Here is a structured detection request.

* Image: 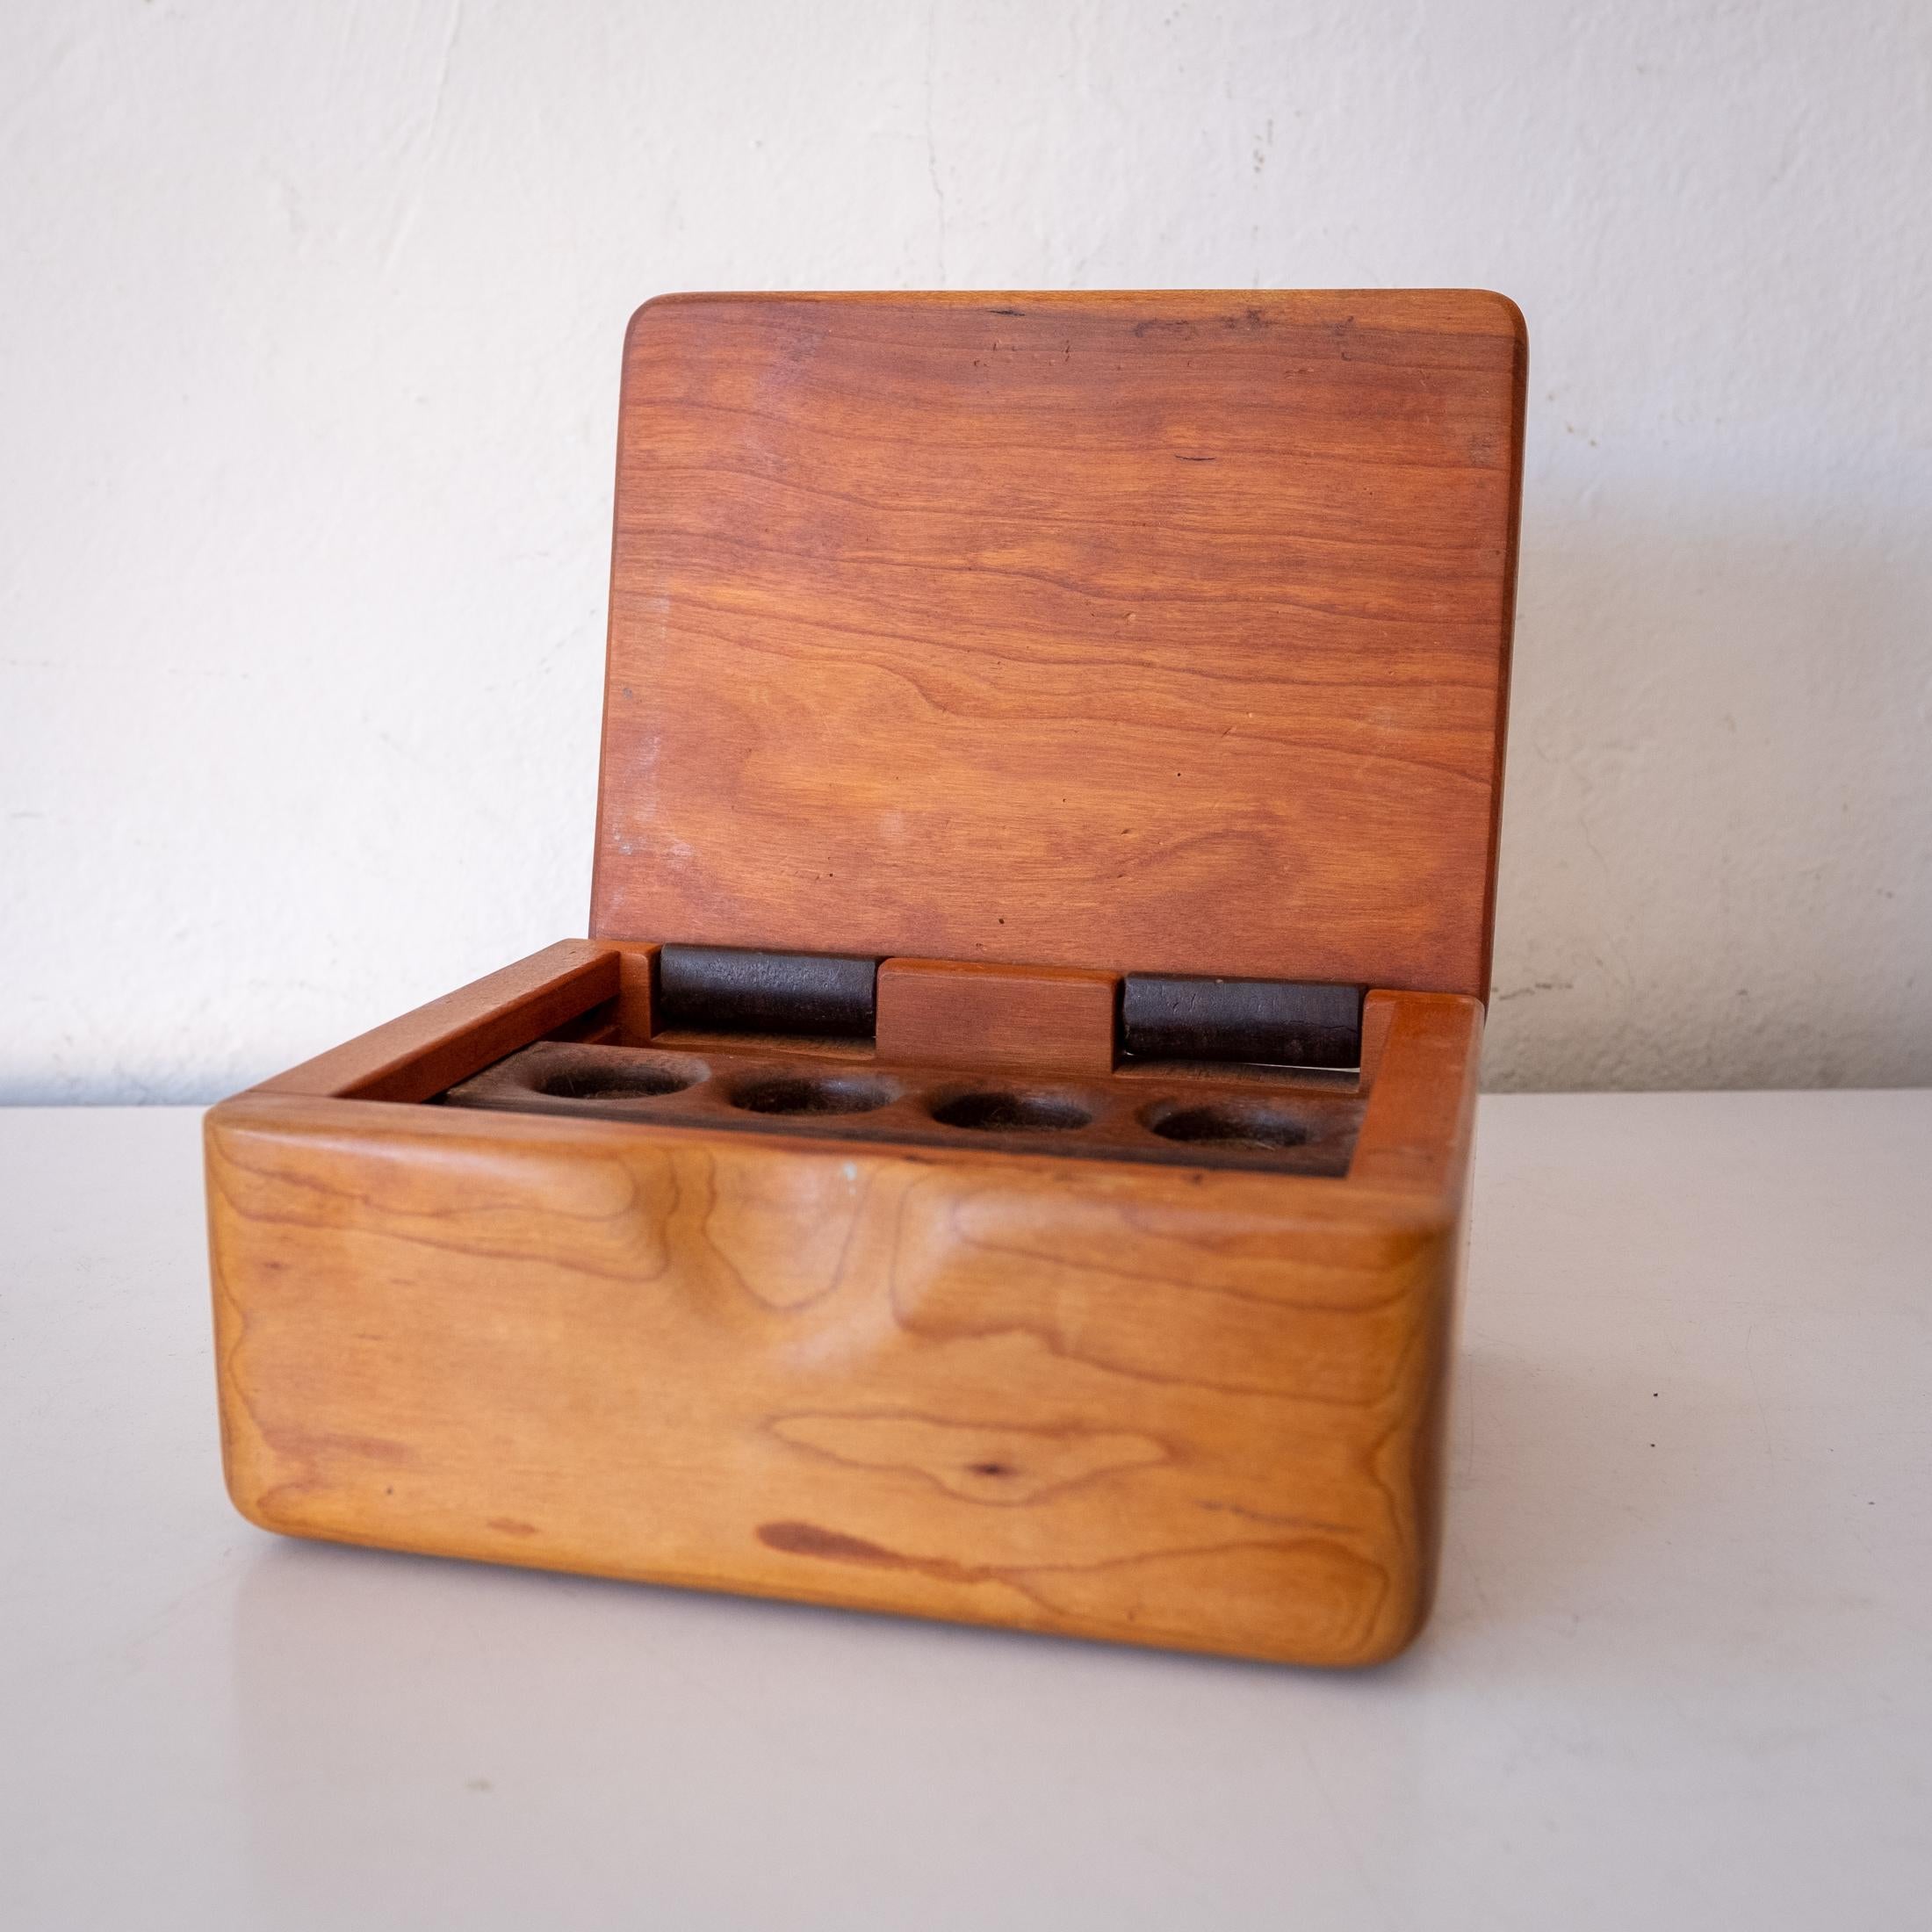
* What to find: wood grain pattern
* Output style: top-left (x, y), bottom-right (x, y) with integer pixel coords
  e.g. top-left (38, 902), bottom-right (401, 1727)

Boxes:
top-left (875, 957), bottom-right (1118, 1074)
top-left (592, 291), bottom-right (1525, 998)
top-left (207, 290), bottom-right (1520, 1667)
top-left (207, 991), bottom-right (1474, 1668)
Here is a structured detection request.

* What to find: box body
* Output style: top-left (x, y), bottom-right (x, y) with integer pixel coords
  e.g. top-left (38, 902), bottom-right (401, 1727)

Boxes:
top-left (208, 950), bottom-right (1479, 1666)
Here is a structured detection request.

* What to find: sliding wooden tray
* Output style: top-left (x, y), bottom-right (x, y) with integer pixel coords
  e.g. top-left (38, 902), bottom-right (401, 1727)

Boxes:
top-left (208, 291), bottom-right (1525, 1667)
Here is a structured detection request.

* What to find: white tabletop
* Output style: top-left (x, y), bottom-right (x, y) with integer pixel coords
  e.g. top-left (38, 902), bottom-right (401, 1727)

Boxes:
top-left (4, 1094), bottom-right (1928, 1931)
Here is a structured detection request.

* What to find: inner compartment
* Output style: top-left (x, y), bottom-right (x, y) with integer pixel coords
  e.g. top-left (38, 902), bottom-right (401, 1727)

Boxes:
top-left (441, 1038), bottom-right (1365, 1177)
top-left (328, 941), bottom-right (1385, 1177)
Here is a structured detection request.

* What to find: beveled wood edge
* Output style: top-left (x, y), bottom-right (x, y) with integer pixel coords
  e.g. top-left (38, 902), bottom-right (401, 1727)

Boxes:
top-left (623, 286), bottom-right (1529, 342)
top-left (205, 1098), bottom-right (1457, 1266)
top-left (1473, 322), bottom-right (1528, 1000)
top-left (210, 1063), bottom-right (1470, 1239)
top-left (194, 1496), bottom-right (1409, 1670)
top-left (249, 941), bottom-right (621, 1104)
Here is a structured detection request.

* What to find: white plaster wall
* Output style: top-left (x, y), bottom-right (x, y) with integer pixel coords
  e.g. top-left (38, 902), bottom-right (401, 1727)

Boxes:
top-left (3, 0), bottom-right (1927, 1100)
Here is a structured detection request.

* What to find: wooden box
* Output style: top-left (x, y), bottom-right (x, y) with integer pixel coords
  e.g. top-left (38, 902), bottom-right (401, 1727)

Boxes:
top-left (206, 291), bottom-right (1525, 1667)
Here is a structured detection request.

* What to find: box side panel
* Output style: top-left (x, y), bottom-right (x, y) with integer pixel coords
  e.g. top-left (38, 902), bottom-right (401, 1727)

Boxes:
top-left (206, 1097), bottom-right (1460, 1667)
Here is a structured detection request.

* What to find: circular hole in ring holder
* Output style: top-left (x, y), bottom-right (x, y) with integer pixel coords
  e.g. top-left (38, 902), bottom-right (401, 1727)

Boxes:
top-left (536, 1051), bottom-right (710, 1101)
top-left (931, 1089), bottom-right (1093, 1133)
top-left (1143, 1099), bottom-right (1311, 1151)
top-left (728, 1071), bottom-right (899, 1116)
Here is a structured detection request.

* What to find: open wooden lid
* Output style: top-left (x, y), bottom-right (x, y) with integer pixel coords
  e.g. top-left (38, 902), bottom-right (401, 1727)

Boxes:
top-left (592, 292), bottom-right (1525, 997)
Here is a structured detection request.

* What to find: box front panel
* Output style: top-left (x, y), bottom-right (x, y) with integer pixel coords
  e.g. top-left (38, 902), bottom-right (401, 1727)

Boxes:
top-left (208, 1100), bottom-right (1456, 1666)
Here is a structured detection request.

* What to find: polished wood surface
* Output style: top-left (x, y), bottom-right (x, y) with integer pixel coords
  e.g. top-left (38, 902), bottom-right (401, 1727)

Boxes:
top-left (208, 984), bottom-right (1478, 1668)
top-left (592, 291), bottom-right (1525, 998)
top-left (875, 957), bottom-right (1118, 1074)
top-left (207, 290), bottom-right (1522, 1667)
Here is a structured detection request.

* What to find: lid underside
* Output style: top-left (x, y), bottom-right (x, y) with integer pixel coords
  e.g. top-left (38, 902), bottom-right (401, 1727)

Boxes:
top-left (592, 291), bottom-right (1525, 997)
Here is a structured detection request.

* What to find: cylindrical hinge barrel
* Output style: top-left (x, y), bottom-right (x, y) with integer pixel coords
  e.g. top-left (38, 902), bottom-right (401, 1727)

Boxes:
top-left (657, 945), bottom-right (878, 1040)
top-left (1120, 975), bottom-right (1363, 1069)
